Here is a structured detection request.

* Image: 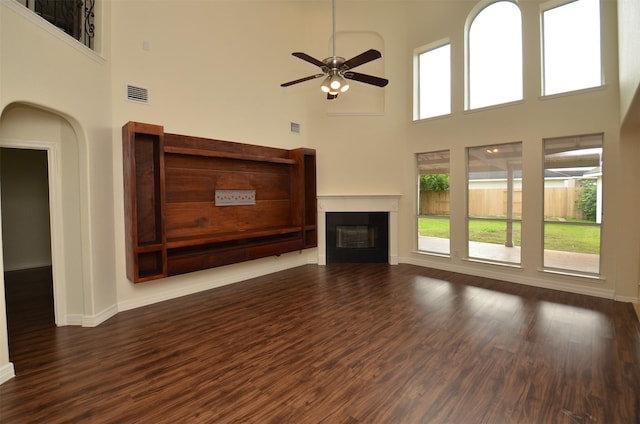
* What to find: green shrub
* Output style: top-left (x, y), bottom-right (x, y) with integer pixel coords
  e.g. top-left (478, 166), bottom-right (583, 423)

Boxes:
top-left (576, 179), bottom-right (597, 222)
top-left (420, 174), bottom-right (450, 192)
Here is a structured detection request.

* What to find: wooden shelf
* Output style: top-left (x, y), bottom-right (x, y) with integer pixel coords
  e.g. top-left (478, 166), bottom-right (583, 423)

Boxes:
top-left (123, 121), bottom-right (317, 283)
top-left (122, 122), bottom-right (167, 282)
top-left (134, 243), bottom-right (165, 253)
top-left (166, 227), bottom-right (302, 249)
top-left (164, 145), bottom-right (296, 164)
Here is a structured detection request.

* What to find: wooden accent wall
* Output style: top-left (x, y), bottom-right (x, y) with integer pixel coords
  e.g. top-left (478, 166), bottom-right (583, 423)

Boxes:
top-left (122, 122), bottom-right (317, 283)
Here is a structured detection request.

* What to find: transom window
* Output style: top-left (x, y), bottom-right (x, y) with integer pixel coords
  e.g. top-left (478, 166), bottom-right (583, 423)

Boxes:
top-left (542, 0), bottom-right (602, 96)
top-left (415, 43), bottom-right (451, 120)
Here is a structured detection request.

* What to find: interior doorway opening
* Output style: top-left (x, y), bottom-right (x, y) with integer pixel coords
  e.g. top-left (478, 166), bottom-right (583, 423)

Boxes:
top-left (1, 148), bottom-right (55, 337)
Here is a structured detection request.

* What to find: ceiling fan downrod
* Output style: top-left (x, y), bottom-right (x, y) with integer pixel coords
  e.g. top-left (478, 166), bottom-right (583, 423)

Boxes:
top-left (331, 0), bottom-right (337, 59)
top-left (321, 0), bottom-right (348, 96)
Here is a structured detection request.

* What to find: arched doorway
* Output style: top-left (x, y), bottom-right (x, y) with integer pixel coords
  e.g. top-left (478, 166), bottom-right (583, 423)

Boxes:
top-left (0, 102), bottom-right (86, 335)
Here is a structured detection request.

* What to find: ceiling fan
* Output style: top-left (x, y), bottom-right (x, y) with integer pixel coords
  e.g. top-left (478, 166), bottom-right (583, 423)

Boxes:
top-left (280, 0), bottom-right (389, 100)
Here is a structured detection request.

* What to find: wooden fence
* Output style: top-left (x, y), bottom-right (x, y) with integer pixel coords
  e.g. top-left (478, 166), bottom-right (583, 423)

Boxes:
top-left (420, 188), bottom-right (584, 219)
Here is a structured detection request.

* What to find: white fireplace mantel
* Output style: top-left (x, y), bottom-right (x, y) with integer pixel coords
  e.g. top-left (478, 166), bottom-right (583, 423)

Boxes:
top-left (317, 195), bottom-right (400, 265)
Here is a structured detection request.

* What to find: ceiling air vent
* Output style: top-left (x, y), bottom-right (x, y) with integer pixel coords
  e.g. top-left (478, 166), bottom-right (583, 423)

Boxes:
top-left (126, 84), bottom-right (149, 104)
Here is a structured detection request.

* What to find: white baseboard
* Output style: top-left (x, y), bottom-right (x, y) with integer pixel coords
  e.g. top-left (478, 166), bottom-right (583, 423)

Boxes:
top-left (62, 314), bottom-right (84, 326)
top-left (401, 255), bottom-right (616, 300)
top-left (82, 304), bottom-right (119, 327)
top-left (0, 362), bottom-right (15, 385)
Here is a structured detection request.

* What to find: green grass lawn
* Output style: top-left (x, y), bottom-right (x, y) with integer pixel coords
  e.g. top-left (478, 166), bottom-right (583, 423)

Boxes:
top-left (418, 216), bottom-right (600, 254)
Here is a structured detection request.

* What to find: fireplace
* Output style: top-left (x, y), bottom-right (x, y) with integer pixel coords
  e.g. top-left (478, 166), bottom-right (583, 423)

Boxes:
top-left (317, 195), bottom-right (400, 265)
top-left (326, 212), bottom-right (389, 263)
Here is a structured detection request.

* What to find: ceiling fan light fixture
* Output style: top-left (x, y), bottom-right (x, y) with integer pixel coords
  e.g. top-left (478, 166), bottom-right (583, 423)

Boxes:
top-left (320, 76), bottom-right (331, 93)
top-left (329, 74), bottom-right (342, 90)
top-left (339, 77), bottom-right (350, 92)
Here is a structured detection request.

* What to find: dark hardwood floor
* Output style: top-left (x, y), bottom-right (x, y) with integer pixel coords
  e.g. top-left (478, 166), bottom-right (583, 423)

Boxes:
top-left (1, 264), bottom-right (639, 423)
top-left (3, 266), bottom-right (55, 333)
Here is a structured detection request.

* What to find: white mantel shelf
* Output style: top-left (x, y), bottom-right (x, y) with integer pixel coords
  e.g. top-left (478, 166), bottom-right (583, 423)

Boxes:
top-left (317, 195), bottom-right (401, 266)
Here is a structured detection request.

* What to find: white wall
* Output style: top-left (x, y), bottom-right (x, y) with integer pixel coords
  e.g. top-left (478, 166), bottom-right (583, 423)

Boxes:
top-left (617, 0), bottom-right (640, 301)
top-left (617, 0), bottom-right (640, 126)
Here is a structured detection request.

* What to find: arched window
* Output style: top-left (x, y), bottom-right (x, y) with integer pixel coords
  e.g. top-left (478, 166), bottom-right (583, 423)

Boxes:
top-left (466, 1), bottom-right (523, 110)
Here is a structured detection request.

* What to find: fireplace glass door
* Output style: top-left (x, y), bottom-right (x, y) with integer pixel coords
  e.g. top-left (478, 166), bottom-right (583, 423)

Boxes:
top-left (326, 212), bottom-right (388, 263)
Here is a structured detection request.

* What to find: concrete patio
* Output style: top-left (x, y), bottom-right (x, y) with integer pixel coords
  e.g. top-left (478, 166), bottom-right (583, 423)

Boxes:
top-left (418, 236), bottom-right (599, 274)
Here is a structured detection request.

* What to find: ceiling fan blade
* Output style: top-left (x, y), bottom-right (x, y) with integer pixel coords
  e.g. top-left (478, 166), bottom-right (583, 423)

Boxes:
top-left (344, 71), bottom-right (389, 87)
top-left (342, 49), bottom-right (382, 70)
top-left (281, 74), bottom-right (325, 87)
top-left (292, 52), bottom-right (327, 68)
top-left (327, 93), bottom-right (338, 100)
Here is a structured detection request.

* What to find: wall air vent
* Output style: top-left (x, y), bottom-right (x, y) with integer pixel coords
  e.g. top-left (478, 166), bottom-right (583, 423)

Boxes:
top-left (126, 84), bottom-right (150, 104)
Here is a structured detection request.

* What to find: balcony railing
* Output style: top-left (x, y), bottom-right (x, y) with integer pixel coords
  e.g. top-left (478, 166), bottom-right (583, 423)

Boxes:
top-left (23, 0), bottom-right (95, 49)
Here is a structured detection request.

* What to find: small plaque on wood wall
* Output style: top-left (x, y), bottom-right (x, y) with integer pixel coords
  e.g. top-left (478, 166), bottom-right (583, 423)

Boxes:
top-left (215, 190), bottom-right (256, 206)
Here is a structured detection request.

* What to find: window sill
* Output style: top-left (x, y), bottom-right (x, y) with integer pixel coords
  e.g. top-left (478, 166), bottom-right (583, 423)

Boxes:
top-left (463, 98), bottom-right (525, 114)
top-left (466, 257), bottom-right (523, 269)
top-left (540, 84), bottom-right (608, 101)
top-left (412, 113), bottom-right (452, 123)
top-left (540, 267), bottom-right (604, 282)
top-left (414, 249), bottom-right (451, 259)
